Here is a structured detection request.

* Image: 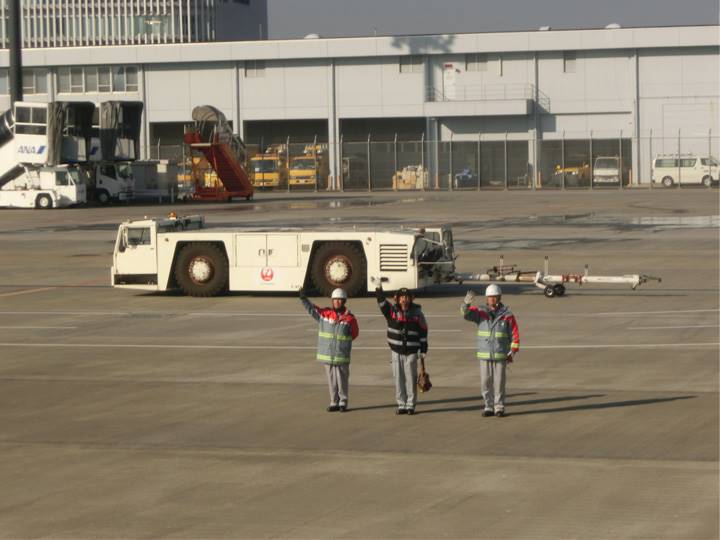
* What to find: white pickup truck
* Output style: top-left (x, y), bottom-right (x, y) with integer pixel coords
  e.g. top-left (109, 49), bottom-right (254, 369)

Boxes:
top-left (111, 215), bottom-right (456, 297)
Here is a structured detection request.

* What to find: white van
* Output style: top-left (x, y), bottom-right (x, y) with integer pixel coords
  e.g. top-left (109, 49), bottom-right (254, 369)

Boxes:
top-left (652, 154), bottom-right (718, 187)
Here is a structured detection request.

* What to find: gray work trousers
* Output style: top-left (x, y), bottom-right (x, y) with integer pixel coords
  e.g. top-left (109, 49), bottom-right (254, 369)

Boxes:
top-left (480, 359), bottom-right (507, 412)
top-left (324, 364), bottom-right (350, 406)
top-left (391, 352), bottom-right (418, 410)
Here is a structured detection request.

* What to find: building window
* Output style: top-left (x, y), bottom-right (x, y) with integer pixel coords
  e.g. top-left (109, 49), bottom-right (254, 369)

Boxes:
top-left (14, 105), bottom-right (47, 134)
top-left (98, 67), bottom-right (112, 92)
top-left (57, 66), bottom-right (139, 93)
top-left (85, 69), bottom-right (98, 92)
top-left (497, 55), bottom-right (503, 76)
top-left (245, 60), bottom-right (266, 78)
top-left (125, 67), bottom-right (139, 91)
top-left (70, 67), bottom-right (84, 92)
top-left (399, 55), bottom-right (423, 73)
top-left (21, 68), bottom-right (47, 94)
top-left (563, 51), bottom-right (577, 73)
top-left (466, 53), bottom-right (487, 72)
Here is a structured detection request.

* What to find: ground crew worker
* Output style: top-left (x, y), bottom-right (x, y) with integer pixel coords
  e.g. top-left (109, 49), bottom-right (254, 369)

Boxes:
top-left (461, 284), bottom-right (520, 417)
top-left (300, 287), bottom-right (359, 412)
top-left (376, 285), bottom-right (428, 415)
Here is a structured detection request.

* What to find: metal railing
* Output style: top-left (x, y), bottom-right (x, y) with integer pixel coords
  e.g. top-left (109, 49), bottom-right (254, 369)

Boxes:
top-left (425, 83), bottom-right (551, 110)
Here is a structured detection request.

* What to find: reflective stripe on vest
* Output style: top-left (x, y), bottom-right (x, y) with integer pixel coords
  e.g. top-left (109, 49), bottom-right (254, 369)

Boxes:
top-left (316, 353), bottom-right (350, 364)
top-left (318, 331), bottom-right (353, 341)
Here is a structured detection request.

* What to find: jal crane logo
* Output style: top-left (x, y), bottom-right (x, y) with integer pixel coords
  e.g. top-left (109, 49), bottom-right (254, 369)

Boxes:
top-left (260, 267), bottom-right (274, 282)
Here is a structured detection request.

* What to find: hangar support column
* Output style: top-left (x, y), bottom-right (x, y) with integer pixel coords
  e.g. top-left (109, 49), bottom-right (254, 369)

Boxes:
top-left (327, 59), bottom-right (338, 190)
top-left (631, 49), bottom-right (640, 185)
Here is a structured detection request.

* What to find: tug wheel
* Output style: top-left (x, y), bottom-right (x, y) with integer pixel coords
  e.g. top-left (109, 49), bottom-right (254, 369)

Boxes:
top-left (175, 243), bottom-right (229, 297)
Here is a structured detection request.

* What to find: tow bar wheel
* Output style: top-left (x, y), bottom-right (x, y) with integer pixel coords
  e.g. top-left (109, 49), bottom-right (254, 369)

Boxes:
top-left (175, 243), bottom-right (229, 297)
top-left (544, 284), bottom-right (566, 298)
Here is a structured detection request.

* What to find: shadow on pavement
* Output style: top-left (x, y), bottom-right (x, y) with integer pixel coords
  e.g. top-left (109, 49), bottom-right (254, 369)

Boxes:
top-left (506, 395), bottom-right (696, 417)
top-left (419, 393), bottom-right (604, 414)
top-left (349, 392), bottom-right (537, 412)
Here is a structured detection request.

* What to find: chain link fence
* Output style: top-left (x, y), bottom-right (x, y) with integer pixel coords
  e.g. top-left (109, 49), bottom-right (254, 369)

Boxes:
top-left (146, 130), bottom-right (719, 193)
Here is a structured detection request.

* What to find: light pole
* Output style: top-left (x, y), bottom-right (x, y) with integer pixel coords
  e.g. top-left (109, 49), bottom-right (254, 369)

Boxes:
top-left (8, 0), bottom-right (23, 104)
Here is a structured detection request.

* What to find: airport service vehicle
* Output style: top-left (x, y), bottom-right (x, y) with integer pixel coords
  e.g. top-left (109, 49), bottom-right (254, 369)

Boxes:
top-left (592, 156), bottom-right (623, 187)
top-left (289, 144), bottom-right (328, 189)
top-left (652, 154), bottom-right (718, 187)
top-left (250, 145), bottom-right (288, 190)
top-left (0, 102), bottom-right (87, 209)
top-left (183, 106), bottom-right (253, 201)
top-left (548, 163), bottom-right (590, 188)
top-left (112, 214), bottom-right (660, 298)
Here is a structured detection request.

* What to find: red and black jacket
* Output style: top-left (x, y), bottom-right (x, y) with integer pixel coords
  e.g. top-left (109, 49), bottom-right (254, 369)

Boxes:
top-left (377, 295), bottom-right (428, 355)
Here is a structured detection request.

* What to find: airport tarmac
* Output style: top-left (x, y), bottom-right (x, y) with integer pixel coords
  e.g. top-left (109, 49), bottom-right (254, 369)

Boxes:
top-left (0, 189), bottom-right (718, 539)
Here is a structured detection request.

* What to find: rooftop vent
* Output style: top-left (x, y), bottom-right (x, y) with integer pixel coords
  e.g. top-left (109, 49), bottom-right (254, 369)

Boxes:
top-left (605, 23), bottom-right (622, 29)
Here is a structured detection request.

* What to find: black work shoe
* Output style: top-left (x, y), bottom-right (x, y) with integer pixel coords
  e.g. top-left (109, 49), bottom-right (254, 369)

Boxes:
top-left (495, 410), bottom-right (506, 417)
top-left (482, 409), bottom-right (494, 417)
top-left (406, 409), bottom-right (415, 415)
top-left (396, 408), bottom-right (406, 415)
top-left (339, 405), bottom-right (347, 412)
top-left (327, 405), bottom-right (340, 412)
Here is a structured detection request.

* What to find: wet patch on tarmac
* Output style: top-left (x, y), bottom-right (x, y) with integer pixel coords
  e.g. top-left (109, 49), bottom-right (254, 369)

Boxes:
top-left (454, 237), bottom-right (624, 250)
top-left (458, 214), bottom-right (720, 233)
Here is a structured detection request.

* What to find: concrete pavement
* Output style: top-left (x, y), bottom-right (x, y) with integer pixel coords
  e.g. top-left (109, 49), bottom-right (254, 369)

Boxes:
top-left (0, 189), bottom-right (717, 539)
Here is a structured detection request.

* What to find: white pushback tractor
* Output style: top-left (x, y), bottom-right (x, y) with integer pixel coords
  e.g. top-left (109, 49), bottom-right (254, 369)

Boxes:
top-left (112, 214), bottom-right (660, 298)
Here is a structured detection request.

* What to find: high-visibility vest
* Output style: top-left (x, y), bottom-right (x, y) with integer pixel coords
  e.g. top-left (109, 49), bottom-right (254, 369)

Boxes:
top-left (302, 298), bottom-right (358, 364)
top-left (461, 302), bottom-right (520, 361)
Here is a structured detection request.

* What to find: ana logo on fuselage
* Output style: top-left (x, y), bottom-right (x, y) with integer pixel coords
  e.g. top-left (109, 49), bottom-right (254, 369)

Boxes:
top-left (18, 145), bottom-right (46, 155)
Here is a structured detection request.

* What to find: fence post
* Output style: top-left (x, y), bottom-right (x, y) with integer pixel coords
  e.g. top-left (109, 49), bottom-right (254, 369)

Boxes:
top-left (649, 129), bottom-right (653, 188)
top-left (561, 130), bottom-right (565, 190)
top-left (449, 132), bottom-right (453, 192)
top-left (709, 129), bottom-right (713, 182)
top-left (313, 134), bottom-right (318, 192)
top-left (677, 128), bottom-right (681, 187)
top-left (589, 130), bottom-right (594, 190)
top-left (420, 132), bottom-right (425, 190)
top-left (339, 133), bottom-right (344, 192)
top-left (618, 129), bottom-right (623, 190)
top-left (504, 131), bottom-right (508, 190)
top-left (477, 132), bottom-right (481, 191)
top-left (393, 133), bottom-right (398, 191)
top-left (367, 133), bottom-right (372, 192)
top-left (286, 136), bottom-right (291, 192)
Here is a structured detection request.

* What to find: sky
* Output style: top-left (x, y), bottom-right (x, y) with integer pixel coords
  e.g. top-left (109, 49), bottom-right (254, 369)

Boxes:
top-left (266, 0), bottom-right (719, 39)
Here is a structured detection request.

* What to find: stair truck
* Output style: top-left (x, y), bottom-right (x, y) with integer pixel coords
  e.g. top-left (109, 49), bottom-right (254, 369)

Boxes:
top-left (0, 101), bottom-right (88, 209)
top-left (111, 214), bottom-right (660, 298)
top-left (85, 101), bottom-right (143, 203)
top-left (183, 105), bottom-right (253, 201)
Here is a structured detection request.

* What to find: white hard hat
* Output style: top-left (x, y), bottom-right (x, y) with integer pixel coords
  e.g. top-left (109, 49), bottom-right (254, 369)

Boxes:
top-left (331, 288), bottom-right (348, 300)
top-left (485, 284), bottom-right (502, 296)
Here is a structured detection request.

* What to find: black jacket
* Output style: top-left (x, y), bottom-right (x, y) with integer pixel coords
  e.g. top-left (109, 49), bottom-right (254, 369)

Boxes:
top-left (377, 294), bottom-right (429, 355)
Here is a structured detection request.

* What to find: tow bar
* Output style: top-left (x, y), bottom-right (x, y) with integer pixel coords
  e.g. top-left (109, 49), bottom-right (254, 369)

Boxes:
top-left (453, 256), bottom-right (661, 298)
